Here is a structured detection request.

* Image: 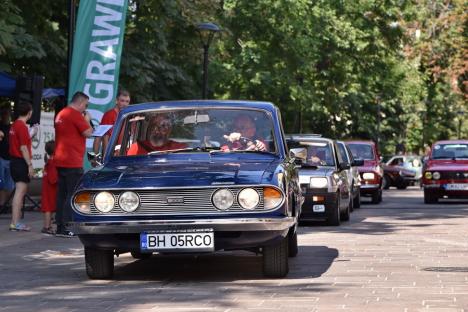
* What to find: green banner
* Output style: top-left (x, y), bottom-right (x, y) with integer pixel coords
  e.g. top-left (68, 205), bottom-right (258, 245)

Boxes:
top-left (68, 0), bottom-right (128, 123)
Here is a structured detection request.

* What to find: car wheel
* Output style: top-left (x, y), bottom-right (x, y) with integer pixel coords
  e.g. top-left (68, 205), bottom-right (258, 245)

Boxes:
top-left (353, 190), bottom-right (361, 208)
top-left (383, 175), bottom-right (390, 190)
top-left (85, 247), bottom-right (114, 279)
top-left (288, 228), bottom-right (298, 258)
top-left (131, 251), bottom-right (152, 260)
top-left (327, 194), bottom-right (341, 226)
top-left (424, 190), bottom-right (438, 204)
top-left (371, 190), bottom-right (382, 204)
top-left (263, 236), bottom-right (289, 278)
top-left (341, 197), bottom-right (351, 221)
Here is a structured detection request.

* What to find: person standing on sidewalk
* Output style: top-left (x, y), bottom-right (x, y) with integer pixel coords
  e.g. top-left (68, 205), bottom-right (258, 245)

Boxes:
top-left (92, 90), bottom-right (130, 158)
top-left (54, 92), bottom-right (93, 237)
top-left (40, 140), bottom-right (57, 235)
top-left (8, 103), bottom-right (34, 231)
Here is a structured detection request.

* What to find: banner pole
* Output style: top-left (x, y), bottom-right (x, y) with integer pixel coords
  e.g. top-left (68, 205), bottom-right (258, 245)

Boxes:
top-left (66, 0), bottom-right (76, 104)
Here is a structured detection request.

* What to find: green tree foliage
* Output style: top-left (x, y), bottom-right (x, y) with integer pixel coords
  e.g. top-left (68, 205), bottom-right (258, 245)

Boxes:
top-left (0, 0), bottom-right (465, 154)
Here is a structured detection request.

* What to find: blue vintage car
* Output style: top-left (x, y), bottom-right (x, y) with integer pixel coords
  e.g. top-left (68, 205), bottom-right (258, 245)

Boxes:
top-left (69, 100), bottom-right (305, 279)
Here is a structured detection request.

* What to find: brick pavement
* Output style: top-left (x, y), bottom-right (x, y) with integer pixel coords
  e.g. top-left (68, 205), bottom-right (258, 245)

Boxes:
top-left (0, 187), bottom-right (467, 312)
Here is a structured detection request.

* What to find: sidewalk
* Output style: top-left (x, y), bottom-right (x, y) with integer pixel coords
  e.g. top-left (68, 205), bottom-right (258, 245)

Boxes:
top-left (0, 205), bottom-right (50, 248)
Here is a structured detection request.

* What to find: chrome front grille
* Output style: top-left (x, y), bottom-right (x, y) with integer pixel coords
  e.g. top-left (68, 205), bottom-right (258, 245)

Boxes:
top-left (89, 187), bottom-right (265, 215)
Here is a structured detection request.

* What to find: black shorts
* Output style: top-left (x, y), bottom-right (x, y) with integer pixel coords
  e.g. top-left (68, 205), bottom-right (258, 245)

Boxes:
top-left (10, 157), bottom-right (30, 183)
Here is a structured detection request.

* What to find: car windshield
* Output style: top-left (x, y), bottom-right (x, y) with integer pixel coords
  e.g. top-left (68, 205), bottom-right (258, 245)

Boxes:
top-left (347, 143), bottom-right (375, 160)
top-left (431, 143), bottom-right (468, 159)
top-left (110, 108), bottom-right (277, 157)
top-left (289, 140), bottom-right (335, 166)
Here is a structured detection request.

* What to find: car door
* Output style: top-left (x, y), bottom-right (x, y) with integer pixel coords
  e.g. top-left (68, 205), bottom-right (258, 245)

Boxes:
top-left (334, 142), bottom-right (351, 207)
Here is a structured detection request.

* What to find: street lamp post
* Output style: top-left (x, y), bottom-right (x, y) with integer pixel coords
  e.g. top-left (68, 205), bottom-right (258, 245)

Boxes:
top-left (457, 110), bottom-right (465, 139)
top-left (196, 22), bottom-right (220, 99)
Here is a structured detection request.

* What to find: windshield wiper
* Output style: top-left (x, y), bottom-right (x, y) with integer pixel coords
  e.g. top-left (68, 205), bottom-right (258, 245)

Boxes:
top-left (219, 149), bottom-right (276, 156)
top-left (148, 146), bottom-right (220, 155)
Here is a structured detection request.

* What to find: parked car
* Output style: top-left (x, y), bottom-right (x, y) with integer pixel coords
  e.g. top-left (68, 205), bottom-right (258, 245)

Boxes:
top-left (287, 135), bottom-right (352, 225)
top-left (69, 100), bottom-right (305, 279)
top-left (421, 140), bottom-right (468, 203)
top-left (346, 140), bottom-right (384, 204)
top-left (383, 155), bottom-right (422, 189)
top-left (337, 141), bottom-right (364, 208)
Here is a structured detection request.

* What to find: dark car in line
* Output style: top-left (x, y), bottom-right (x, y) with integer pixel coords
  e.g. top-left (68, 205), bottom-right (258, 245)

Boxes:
top-left (422, 140), bottom-right (468, 203)
top-left (69, 100), bottom-right (305, 279)
top-left (287, 135), bottom-right (352, 226)
top-left (383, 155), bottom-right (422, 189)
top-left (346, 140), bottom-right (384, 204)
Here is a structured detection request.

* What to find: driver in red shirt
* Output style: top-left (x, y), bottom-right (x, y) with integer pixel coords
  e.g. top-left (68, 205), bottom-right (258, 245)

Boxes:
top-left (127, 114), bottom-right (186, 155)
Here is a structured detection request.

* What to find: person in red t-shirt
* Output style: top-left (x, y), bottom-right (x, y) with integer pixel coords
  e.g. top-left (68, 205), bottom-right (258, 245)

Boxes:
top-left (92, 90), bottom-right (130, 158)
top-left (54, 91), bottom-right (93, 237)
top-left (40, 140), bottom-right (57, 235)
top-left (8, 102), bottom-right (34, 231)
top-left (127, 114), bottom-right (187, 155)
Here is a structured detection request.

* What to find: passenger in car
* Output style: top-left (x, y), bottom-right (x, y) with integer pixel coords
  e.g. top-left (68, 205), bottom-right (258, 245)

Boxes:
top-left (221, 114), bottom-right (267, 152)
top-left (127, 114), bottom-right (187, 155)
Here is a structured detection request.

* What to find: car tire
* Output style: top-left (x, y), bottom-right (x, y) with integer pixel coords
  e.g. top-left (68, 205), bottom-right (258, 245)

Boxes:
top-left (341, 197), bottom-right (351, 221)
top-left (85, 247), bottom-right (114, 279)
top-left (288, 228), bottom-right (298, 258)
top-left (263, 237), bottom-right (289, 278)
top-left (424, 190), bottom-right (438, 204)
top-left (383, 175), bottom-right (390, 190)
top-left (327, 195), bottom-right (341, 226)
top-left (131, 251), bottom-right (152, 260)
top-left (371, 190), bottom-right (382, 204)
top-left (353, 190), bottom-right (361, 208)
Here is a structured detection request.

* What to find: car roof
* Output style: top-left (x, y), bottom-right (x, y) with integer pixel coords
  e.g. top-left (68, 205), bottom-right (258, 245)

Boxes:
top-left (345, 140), bottom-right (376, 145)
top-left (432, 140), bottom-right (468, 145)
top-left (120, 100), bottom-right (278, 114)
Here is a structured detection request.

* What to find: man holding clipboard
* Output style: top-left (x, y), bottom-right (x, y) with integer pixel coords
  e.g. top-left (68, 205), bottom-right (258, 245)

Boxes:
top-left (92, 90), bottom-right (130, 157)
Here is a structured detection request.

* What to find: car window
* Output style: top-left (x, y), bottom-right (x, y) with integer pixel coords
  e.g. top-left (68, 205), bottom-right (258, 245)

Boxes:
top-left (347, 143), bottom-right (375, 160)
top-left (111, 109), bottom-right (277, 156)
top-left (431, 143), bottom-right (468, 159)
top-left (389, 157), bottom-right (403, 166)
top-left (337, 143), bottom-right (350, 163)
top-left (289, 140), bottom-right (335, 166)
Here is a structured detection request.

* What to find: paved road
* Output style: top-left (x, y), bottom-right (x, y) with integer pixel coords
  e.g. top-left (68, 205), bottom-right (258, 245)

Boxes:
top-left (0, 187), bottom-right (467, 311)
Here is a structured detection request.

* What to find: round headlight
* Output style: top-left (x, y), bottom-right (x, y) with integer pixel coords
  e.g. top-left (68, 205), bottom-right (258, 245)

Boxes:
top-left (362, 172), bottom-right (375, 180)
top-left (119, 191), bottom-right (140, 212)
top-left (432, 171), bottom-right (440, 180)
top-left (424, 171), bottom-right (432, 179)
top-left (212, 189), bottom-right (234, 211)
top-left (310, 177), bottom-right (328, 188)
top-left (94, 192), bottom-right (115, 213)
top-left (238, 188), bottom-right (260, 210)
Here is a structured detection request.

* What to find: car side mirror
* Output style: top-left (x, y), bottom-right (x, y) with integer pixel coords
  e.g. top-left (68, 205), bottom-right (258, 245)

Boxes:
top-left (87, 151), bottom-right (102, 167)
top-left (339, 161), bottom-right (350, 170)
top-left (289, 147), bottom-right (307, 165)
top-left (352, 158), bottom-right (364, 166)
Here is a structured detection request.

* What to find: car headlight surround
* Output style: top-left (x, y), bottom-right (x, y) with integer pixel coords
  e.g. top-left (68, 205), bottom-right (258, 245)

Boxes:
top-left (118, 191), bottom-right (140, 212)
top-left (263, 186), bottom-right (284, 209)
top-left (362, 172), bottom-right (375, 180)
top-left (432, 171), bottom-right (441, 180)
top-left (238, 188), bottom-right (260, 210)
top-left (424, 171), bottom-right (432, 179)
top-left (212, 188), bottom-right (234, 211)
top-left (310, 177), bottom-right (328, 188)
top-left (73, 192), bottom-right (91, 213)
top-left (94, 191), bottom-right (115, 213)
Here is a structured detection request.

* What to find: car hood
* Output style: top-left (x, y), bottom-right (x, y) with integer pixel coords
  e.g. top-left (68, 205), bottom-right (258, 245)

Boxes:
top-left (298, 167), bottom-right (335, 177)
top-left (80, 159), bottom-right (281, 189)
top-left (426, 159), bottom-right (468, 171)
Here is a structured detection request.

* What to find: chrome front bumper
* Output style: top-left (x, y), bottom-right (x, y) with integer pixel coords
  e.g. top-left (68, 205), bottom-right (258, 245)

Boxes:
top-left (68, 217), bottom-right (296, 235)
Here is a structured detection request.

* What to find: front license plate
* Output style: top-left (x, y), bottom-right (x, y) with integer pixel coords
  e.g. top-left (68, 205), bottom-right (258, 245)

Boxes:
top-left (445, 184), bottom-right (468, 191)
top-left (313, 204), bottom-right (325, 212)
top-left (140, 229), bottom-right (214, 252)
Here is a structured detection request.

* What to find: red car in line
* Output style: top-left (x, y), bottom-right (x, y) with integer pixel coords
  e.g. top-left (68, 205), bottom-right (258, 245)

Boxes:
top-left (422, 140), bottom-right (468, 203)
top-left (346, 140), bottom-right (384, 204)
